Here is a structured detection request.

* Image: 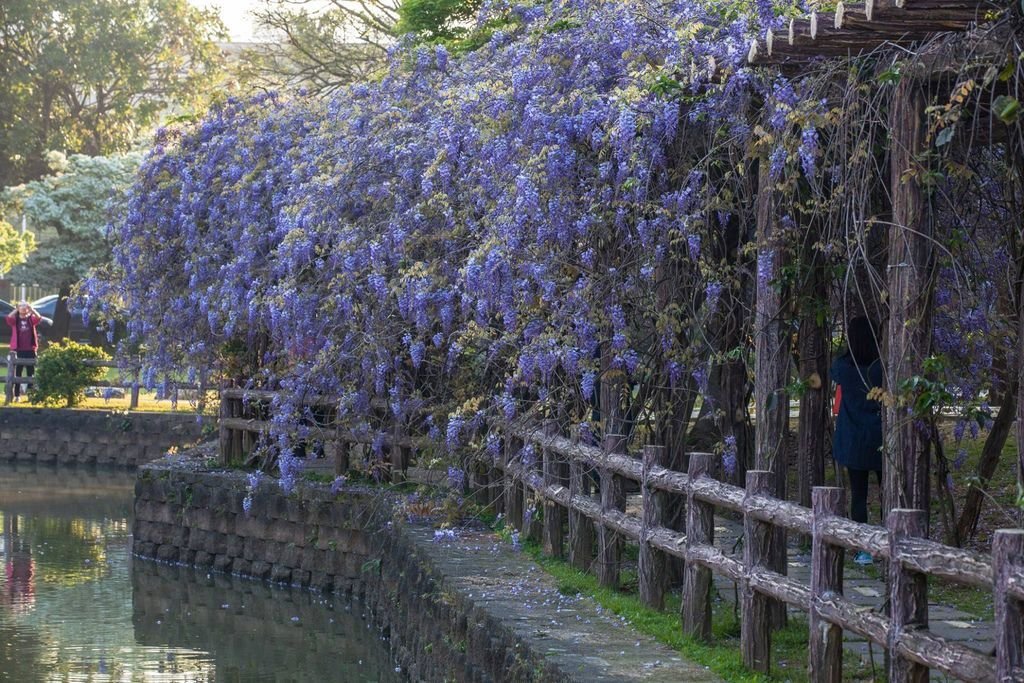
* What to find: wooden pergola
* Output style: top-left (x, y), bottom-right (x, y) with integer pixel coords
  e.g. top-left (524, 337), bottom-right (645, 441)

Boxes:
top-left (743, 7), bottom-right (1015, 679)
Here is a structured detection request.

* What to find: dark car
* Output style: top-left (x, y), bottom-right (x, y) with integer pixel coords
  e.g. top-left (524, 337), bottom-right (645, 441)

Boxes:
top-left (30, 295), bottom-right (59, 320)
top-left (0, 299), bottom-right (13, 318)
top-left (31, 296), bottom-right (106, 346)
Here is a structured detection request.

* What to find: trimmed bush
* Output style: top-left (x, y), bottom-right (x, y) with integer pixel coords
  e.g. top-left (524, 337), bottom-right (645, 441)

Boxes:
top-left (31, 341), bottom-right (110, 407)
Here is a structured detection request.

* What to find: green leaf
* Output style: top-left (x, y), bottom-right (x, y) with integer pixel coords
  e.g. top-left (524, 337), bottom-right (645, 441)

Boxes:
top-left (994, 95), bottom-right (1020, 124)
top-left (935, 126), bottom-right (955, 147)
top-left (877, 67), bottom-right (901, 85)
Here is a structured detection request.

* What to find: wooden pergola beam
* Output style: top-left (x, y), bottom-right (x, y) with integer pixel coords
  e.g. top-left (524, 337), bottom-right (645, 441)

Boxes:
top-left (748, 0), bottom-right (996, 65)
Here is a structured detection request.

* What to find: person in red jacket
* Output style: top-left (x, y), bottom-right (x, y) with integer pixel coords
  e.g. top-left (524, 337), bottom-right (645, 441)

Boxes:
top-left (5, 302), bottom-right (50, 401)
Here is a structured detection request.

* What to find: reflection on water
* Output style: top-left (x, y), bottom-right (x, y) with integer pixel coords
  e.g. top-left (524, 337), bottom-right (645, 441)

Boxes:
top-left (0, 463), bottom-right (399, 682)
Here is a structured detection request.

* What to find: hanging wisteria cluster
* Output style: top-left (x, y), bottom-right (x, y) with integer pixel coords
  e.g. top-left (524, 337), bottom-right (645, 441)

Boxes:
top-left (85, 0), bottom-right (1021, 520)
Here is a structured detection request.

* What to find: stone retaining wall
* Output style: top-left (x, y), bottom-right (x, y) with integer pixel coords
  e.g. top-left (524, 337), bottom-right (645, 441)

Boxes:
top-left (0, 408), bottom-right (207, 467)
top-left (134, 455), bottom-right (563, 682)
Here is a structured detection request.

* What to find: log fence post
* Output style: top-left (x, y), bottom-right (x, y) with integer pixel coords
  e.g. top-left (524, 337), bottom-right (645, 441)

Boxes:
top-left (391, 421), bottom-right (409, 483)
top-left (230, 393), bottom-right (244, 464)
top-left (524, 436), bottom-right (544, 544)
top-left (742, 469), bottom-right (774, 673)
top-left (568, 433), bottom-right (595, 572)
top-left (493, 435), bottom-right (506, 517)
top-left (542, 420), bottom-right (566, 558)
top-left (218, 383), bottom-right (231, 466)
top-left (506, 435), bottom-right (525, 531)
top-left (994, 529), bottom-right (1024, 682)
top-left (639, 444), bottom-right (668, 609)
top-left (473, 463), bottom-right (492, 508)
top-left (597, 433), bottom-right (627, 588)
top-left (682, 452), bottom-right (714, 640)
top-left (5, 351), bottom-right (14, 404)
top-left (887, 508), bottom-right (929, 683)
top-left (333, 410), bottom-right (350, 476)
top-left (810, 486), bottom-right (845, 683)
top-left (129, 366), bottom-right (140, 410)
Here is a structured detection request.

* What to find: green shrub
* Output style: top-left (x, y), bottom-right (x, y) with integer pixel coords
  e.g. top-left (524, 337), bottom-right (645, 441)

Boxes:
top-left (31, 341), bottom-right (110, 407)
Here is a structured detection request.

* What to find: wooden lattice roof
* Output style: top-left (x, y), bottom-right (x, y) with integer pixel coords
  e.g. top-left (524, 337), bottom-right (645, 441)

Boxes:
top-left (747, 0), bottom-right (1001, 65)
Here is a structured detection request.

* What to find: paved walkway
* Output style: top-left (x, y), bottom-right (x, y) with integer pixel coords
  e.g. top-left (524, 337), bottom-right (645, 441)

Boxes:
top-left (708, 516), bottom-right (994, 680)
top-left (421, 526), bottom-right (723, 682)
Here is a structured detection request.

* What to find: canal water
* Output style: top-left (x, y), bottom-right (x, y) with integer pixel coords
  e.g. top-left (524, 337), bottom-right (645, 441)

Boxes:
top-left (0, 463), bottom-right (400, 682)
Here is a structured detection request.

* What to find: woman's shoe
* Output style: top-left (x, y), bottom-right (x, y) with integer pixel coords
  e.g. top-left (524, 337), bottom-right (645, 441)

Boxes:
top-left (853, 551), bottom-right (873, 566)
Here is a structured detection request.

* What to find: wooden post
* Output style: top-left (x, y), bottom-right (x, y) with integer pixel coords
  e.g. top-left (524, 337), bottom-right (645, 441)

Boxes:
top-left (742, 469), bottom-right (774, 673)
top-left (129, 367), bottom-right (140, 410)
top-left (474, 464), bottom-right (493, 508)
top-left (229, 394), bottom-right (243, 464)
top-left (493, 435), bottom-right (506, 517)
top-left (506, 435), bottom-right (524, 531)
top-left (1017, 267), bottom-right (1024, 525)
top-left (5, 351), bottom-right (14, 404)
top-left (596, 433), bottom-right (626, 588)
top-left (796, 264), bottom-right (829, 518)
top-left (639, 444), bottom-right (669, 609)
top-left (754, 156), bottom-right (791, 628)
top-left (391, 422), bottom-right (408, 483)
top-left (568, 438), bottom-right (594, 572)
top-left (334, 438), bottom-right (350, 477)
top-left (887, 508), bottom-right (929, 683)
top-left (810, 487), bottom-right (845, 683)
top-left (524, 436), bottom-right (543, 544)
top-left (885, 76), bottom-right (934, 515)
top-left (218, 383), bottom-right (231, 466)
top-left (542, 420), bottom-right (566, 558)
top-left (994, 529), bottom-right (1024, 682)
top-left (683, 452), bottom-right (714, 640)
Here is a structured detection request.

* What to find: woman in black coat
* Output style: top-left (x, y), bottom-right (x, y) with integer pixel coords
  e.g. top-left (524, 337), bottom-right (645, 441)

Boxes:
top-left (831, 316), bottom-right (883, 564)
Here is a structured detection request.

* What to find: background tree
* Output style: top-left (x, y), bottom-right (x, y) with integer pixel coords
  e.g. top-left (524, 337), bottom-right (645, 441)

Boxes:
top-left (241, 0), bottom-right (482, 95)
top-left (0, 0), bottom-right (225, 186)
top-left (241, 0), bottom-right (400, 95)
top-left (396, 0), bottom-right (483, 40)
top-left (0, 218), bottom-right (35, 278)
top-left (2, 151), bottom-right (142, 339)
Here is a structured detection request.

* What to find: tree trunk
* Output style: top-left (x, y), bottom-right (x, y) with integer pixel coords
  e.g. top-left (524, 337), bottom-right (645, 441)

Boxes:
top-left (51, 282), bottom-right (72, 342)
top-left (955, 381), bottom-right (1017, 543)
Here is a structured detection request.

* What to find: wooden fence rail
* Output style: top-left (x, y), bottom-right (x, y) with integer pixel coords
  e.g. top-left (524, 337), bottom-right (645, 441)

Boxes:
top-left (215, 386), bottom-right (1024, 682)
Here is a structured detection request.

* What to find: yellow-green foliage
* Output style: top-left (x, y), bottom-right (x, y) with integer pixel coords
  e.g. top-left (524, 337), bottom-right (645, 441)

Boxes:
top-left (31, 340), bottom-right (109, 407)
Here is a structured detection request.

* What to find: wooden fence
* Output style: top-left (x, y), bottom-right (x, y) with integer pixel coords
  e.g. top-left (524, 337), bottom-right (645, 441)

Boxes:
top-left (2, 355), bottom-right (200, 409)
top-left (482, 421), bottom-right (1024, 683)
top-left (218, 387), bottom-right (422, 476)
top-left (3, 355), bottom-right (143, 407)
top-left (216, 387), bottom-right (1024, 683)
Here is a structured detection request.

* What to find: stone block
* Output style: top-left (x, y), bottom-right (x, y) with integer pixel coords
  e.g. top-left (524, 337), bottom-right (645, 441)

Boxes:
top-left (155, 545), bottom-right (179, 562)
top-left (310, 572), bottom-right (333, 593)
top-left (250, 561), bottom-right (271, 580)
top-left (225, 535), bottom-right (244, 558)
top-left (213, 554), bottom-right (232, 572)
top-left (270, 564), bottom-right (292, 583)
top-left (290, 569), bottom-right (311, 587)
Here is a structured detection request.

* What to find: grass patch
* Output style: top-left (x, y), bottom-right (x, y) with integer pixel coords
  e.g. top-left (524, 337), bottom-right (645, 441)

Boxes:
top-left (520, 540), bottom-right (873, 682)
top-left (929, 578), bottom-right (994, 621)
top-left (1, 391), bottom-right (218, 414)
